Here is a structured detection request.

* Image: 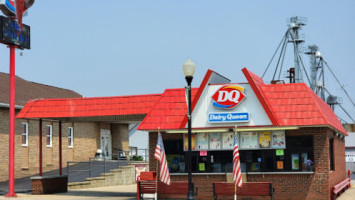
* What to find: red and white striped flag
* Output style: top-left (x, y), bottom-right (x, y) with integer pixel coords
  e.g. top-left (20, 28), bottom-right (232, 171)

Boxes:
top-left (233, 131), bottom-right (243, 187)
top-left (154, 133), bottom-right (171, 185)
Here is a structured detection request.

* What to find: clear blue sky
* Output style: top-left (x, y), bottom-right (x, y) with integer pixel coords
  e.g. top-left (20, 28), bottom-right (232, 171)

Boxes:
top-left (0, 0), bottom-right (354, 123)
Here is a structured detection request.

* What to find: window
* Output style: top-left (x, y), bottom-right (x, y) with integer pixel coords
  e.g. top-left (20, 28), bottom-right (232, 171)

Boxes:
top-left (329, 138), bottom-right (334, 171)
top-left (21, 122), bottom-right (28, 146)
top-left (46, 125), bottom-right (52, 147)
top-left (68, 127), bottom-right (73, 148)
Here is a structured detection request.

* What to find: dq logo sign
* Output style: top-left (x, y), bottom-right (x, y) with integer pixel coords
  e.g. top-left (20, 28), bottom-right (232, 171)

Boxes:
top-left (0, 0), bottom-right (16, 17)
top-left (212, 85), bottom-right (246, 109)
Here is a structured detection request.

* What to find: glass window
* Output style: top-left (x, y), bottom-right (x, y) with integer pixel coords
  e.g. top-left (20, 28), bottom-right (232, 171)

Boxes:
top-left (68, 127), bottom-right (73, 148)
top-left (329, 138), bottom-right (334, 171)
top-left (21, 122), bottom-right (28, 146)
top-left (46, 125), bottom-right (52, 147)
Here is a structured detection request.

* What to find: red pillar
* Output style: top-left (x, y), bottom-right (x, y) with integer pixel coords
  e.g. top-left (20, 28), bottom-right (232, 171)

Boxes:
top-left (59, 121), bottom-right (62, 175)
top-left (39, 118), bottom-right (42, 176)
top-left (6, 45), bottom-right (17, 197)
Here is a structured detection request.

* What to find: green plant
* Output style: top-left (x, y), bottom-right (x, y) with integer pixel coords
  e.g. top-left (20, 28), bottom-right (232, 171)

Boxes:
top-left (131, 155), bottom-right (143, 161)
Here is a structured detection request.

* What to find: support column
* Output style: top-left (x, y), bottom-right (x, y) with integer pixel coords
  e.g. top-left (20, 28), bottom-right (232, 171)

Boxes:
top-left (39, 118), bottom-right (42, 176)
top-left (59, 121), bottom-right (62, 175)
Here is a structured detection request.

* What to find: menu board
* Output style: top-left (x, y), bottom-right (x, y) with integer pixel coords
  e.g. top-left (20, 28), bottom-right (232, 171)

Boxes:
top-left (209, 133), bottom-right (221, 149)
top-left (222, 132), bottom-right (234, 149)
top-left (240, 132), bottom-right (258, 149)
top-left (184, 134), bottom-right (196, 151)
top-left (259, 131), bottom-right (271, 148)
top-left (272, 131), bottom-right (286, 148)
top-left (196, 133), bottom-right (209, 150)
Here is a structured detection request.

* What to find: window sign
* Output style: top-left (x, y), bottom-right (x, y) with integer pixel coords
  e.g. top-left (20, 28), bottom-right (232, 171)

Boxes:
top-left (199, 163), bottom-right (205, 171)
top-left (291, 154), bottom-right (299, 170)
top-left (196, 133), bottom-right (209, 150)
top-left (240, 132), bottom-right (258, 149)
top-left (276, 149), bottom-right (284, 156)
top-left (184, 134), bottom-right (196, 151)
top-left (209, 133), bottom-right (221, 149)
top-left (259, 131), bottom-right (271, 148)
top-left (222, 132), bottom-right (234, 149)
top-left (277, 161), bottom-right (284, 170)
top-left (272, 131), bottom-right (286, 148)
top-left (200, 150), bottom-right (207, 156)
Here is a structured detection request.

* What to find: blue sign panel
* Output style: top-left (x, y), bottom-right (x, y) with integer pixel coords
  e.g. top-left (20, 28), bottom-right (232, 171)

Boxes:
top-left (0, 16), bottom-right (30, 49)
top-left (208, 112), bottom-right (250, 123)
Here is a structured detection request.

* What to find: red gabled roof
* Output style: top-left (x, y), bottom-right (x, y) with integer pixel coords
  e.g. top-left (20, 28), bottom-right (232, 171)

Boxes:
top-left (242, 68), bottom-right (347, 135)
top-left (137, 88), bottom-right (198, 130)
top-left (16, 94), bottom-right (161, 119)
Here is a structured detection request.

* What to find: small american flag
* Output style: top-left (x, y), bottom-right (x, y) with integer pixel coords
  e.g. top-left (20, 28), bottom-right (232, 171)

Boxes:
top-left (233, 132), bottom-right (243, 187)
top-left (154, 133), bottom-right (171, 185)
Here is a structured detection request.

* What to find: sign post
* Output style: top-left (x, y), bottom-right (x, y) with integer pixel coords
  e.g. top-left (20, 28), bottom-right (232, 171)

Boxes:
top-left (0, 0), bottom-right (34, 197)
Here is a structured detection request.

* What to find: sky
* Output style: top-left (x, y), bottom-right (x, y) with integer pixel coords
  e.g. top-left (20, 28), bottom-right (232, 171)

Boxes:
top-left (0, 0), bottom-right (354, 123)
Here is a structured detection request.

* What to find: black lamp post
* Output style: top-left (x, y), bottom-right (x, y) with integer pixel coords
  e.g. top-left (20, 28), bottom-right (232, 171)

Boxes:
top-left (183, 59), bottom-right (195, 200)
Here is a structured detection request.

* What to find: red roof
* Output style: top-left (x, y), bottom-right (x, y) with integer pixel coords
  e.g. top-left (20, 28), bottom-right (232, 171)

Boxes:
top-left (242, 68), bottom-right (347, 135)
top-left (16, 94), bottom-right (161, 119)
top-left (137, 88), bottom-right (198, 130)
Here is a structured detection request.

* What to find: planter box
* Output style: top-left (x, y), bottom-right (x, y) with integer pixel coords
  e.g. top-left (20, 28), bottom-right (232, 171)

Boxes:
top-left (31, 175), bottom-right (68, 194)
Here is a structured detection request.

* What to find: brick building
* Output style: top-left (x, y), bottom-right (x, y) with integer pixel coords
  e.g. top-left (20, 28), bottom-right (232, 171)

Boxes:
top-left (137, 68), bottom-right (347, 199)
top-left (0, 72), bottom-right (82, 182)
top-left (11, 68), bottom-right (347, 199)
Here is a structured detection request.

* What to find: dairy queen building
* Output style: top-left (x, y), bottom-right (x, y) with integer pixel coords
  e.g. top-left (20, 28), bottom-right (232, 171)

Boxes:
top-left (16, 67), bottom-right (347, 199)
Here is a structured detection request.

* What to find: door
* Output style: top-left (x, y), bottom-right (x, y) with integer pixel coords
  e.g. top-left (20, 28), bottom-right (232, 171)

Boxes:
top-left (100, 129), bottom-right (112, 160)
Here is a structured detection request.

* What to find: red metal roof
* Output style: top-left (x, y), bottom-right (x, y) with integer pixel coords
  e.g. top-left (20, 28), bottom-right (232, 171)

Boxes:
top-left (16, 94), bottom-right (161, 119)
top-left (242, 68), bottom-right (347, 135)
top-left (137, 88), bottom-right (198, 130)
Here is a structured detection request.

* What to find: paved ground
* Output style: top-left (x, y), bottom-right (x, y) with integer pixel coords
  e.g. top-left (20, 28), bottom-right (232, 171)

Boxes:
top-left (337, 180), bottom-right (355, 200)
top-left (0, 161), bottom-right (128, 195)
top-left (0, 185), bottom-right (137, 200)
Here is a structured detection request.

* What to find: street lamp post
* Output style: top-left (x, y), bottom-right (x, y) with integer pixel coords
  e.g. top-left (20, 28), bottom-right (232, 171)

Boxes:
top-left (183, 59), bottom-right (195, 200)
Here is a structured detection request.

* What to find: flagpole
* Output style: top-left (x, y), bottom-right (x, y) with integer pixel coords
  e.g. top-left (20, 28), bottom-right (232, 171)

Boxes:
top-left (155, 128), bottom-right (160, 200)
top-left (234, 125), bottom-right (238, 200)
top-left (234, 182), bottom-right (237, 200)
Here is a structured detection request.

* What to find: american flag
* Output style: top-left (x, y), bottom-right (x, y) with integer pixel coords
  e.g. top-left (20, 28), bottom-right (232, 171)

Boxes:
top-left (233, 132), bottom-right (243, 187)
top-left (154, 133), bottom-right (171, 185)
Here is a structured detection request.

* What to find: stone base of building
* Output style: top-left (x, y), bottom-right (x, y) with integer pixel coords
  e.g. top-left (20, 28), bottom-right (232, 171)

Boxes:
top-left (31, 175), bottom-right (68, 194)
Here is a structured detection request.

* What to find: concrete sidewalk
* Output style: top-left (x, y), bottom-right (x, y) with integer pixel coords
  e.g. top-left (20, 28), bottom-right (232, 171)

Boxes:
top-left (0, 185), bottom-right (137, 200)
top-left (1, 181), bottom-right (355, 200)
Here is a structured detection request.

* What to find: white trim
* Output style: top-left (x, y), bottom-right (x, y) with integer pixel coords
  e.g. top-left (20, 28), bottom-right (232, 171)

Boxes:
top-left (21, 122), bottom-right (29, 146)
top-left (0, 103), bottom-right (23, 109)
top-left (68, 127), bottom-right (74, 148)
top-left (46, 125), bottom-right (52, 147)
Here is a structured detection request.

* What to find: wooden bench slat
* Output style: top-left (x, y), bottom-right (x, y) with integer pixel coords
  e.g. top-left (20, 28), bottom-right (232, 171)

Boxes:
top-left (213, 182), bottom-right (274, 200)
top-left (139, 180), bottom-right (197, 199)
top-left (333, 178), bottom-right (350, 194)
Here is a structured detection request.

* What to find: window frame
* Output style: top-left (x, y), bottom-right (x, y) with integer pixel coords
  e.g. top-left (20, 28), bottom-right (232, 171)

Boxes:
top-left (21, 122), bottom-right (29, 146)
top-left (46, 125), bottom-right (53, 147)
top-left (68, 127), bottom-right (74, 148)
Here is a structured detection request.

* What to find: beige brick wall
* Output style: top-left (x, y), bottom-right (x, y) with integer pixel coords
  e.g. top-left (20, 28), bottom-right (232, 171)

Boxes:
top-left (0, 108), bottom-right (102, 182)
top-left (0, 107), bottom-right (131, 182)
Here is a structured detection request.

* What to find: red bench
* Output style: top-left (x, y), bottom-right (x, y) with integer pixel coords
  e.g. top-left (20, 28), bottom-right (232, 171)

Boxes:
top-left (332, 178), bottom-right (350, 200)
top-left (138, 180), bottom-right (197, 199)
top-left (213, 182), bottom-right (274, 200)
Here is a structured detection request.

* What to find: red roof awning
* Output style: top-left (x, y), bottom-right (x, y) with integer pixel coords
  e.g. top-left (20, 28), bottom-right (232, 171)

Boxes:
top-left (16, 94), bottom-right (161, 120)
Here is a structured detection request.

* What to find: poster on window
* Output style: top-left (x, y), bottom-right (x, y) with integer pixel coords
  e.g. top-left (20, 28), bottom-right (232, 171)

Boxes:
top-left (184, 134), bottom-right (196, 151)
top-left (272, 131), bottom-right (286, 148)
top-left (259, 131), bottom-right (271, 148)
top-left (222, 132), bottom-right (234, 149)
top-left (240, 132), bottom-right (258, 149)
top-left (292, 154), bottom-right (299, 170)
top-left (209, 133), bottom-right (221, 149)
top-left (196, 133), bottom-right (209, 150)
